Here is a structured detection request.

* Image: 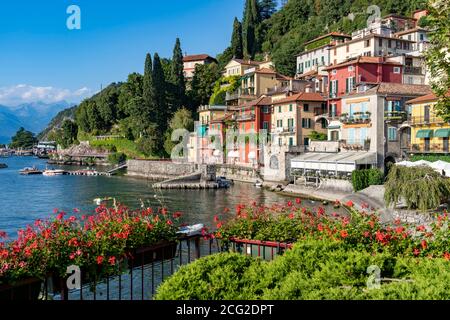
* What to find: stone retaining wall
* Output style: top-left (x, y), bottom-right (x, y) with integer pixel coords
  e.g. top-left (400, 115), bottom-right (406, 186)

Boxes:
top-left (216, 165), bottom-right (259, 183)
top-left (126, 160), bottom-right (197, 180)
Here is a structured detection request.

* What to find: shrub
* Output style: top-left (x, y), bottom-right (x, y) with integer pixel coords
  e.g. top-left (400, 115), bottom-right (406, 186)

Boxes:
top-left (155, 253), bottom-right (262, 300)
top-left (108, 152), bottom-right (127, 165)
top-left (352, 169), bottom-right (384, 192)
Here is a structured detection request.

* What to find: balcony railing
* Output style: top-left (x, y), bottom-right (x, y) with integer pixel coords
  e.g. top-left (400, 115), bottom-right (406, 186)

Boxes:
top-left (410, 144), bottom-right (450, 154)
top-left (340, 113), bottom-right (372, 125)
top-left (385, 111), bottom-right (407, 122)
top-left (404, 66), bottom-right (424, 75)
top-left (340, 139), bottom-right (371, 151)
top-left (225, 91), bottom-right (239, 101)
top-left (236, 113), bottom-right (256, 121)
top-left (408, 116), bottom-right (446, 126)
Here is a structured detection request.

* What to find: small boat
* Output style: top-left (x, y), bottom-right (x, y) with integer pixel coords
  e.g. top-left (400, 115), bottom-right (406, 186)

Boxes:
top-left (43, 169), bottom-right (66, 176)
top-left (216, 177), bottom-right (232, 188)
top-left (255, 180), bottom-right (263, 188)
top-left (19, 166), bottom-right (42, 175)
top-left (177, 224), bottom-right (205, 237)
top-left (0, 163), bottom-right (7, 169)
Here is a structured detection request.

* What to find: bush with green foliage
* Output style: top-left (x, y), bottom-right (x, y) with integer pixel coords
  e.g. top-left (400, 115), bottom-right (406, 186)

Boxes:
top-left (384, 165), bottom-right (450, 211)
top-left (351, 169), bottom-right (384, 192)
top-left (410, 155), bottom-right (450, 163)
top-left (107, 152), bottom-right (127, 165)
top-left (9, 127), bottom-right (37, 149)
top-left (155, 240), bottom-right (450, 300)
top-left (308, 131), bottom-right (327, 141)
top-left (209, 76), bottom-right (241, 105)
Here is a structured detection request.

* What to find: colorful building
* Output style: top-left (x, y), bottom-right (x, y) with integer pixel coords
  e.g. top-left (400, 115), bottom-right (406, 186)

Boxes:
top-left (407, 91), bottom-right (450, 154)
top-left (183, 54), bottom-right (217, 79)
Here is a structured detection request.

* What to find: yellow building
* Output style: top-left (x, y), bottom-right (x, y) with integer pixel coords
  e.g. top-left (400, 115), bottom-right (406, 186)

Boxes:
top-left (408, 92), bottom-right (450, 154)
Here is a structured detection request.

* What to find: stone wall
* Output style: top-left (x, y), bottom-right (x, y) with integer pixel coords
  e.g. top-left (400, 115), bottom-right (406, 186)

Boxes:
top-left (216, 164), bottom-right (259, 183)
top-left (126, 160), bottom-right (197, 180)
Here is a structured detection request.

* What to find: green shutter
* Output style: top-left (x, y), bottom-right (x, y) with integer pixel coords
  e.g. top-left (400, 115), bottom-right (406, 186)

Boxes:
top-left (435, 128), bottom-right (450, 138)
top-left (416, 130), bottom-right (433, 138)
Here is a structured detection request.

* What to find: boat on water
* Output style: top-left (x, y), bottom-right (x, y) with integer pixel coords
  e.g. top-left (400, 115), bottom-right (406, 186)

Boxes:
top-left (0, 163), bottom-right (7, 169)
top-left (19, 166), bottom-right (42, 175)
top-left (43, 169), bottom-right (66, 176)
top-left (254, 180), bottom-right (263, 188)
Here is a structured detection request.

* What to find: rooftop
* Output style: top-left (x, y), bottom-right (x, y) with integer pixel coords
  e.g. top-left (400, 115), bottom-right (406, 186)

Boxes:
top-left (272, 92), bottom-right (326, 105)
top-left (407, 90), bottom-right (450, 104)
top-left (183, 54), bottom-right (216, 62)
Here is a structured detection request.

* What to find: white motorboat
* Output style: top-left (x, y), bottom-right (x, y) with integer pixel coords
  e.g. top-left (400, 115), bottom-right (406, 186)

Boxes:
top-left (43, 169), bottom-right (66, 176)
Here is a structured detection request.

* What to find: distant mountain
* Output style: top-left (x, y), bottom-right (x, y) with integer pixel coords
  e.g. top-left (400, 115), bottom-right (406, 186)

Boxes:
top-left (37, 105), bottom-right (78, 140)
top-left (0, 101), bottom-right (74, 144)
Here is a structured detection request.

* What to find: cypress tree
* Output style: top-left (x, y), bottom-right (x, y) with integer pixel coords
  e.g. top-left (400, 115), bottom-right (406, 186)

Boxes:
top-left (242, 0), bottom-right (261, 59)
top-left (152, 53), bottom-right (168, 133)
top-left (142, 53), bottom-right (154, 122)
top-left (231, 18), bottom-right (244, 59)
top-left (170, 38), bottom-right (186, 112)
top-left (258, 0), bottom-right (277, 20)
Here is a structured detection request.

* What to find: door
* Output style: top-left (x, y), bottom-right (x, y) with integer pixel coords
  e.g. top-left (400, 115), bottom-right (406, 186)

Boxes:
top-left (424, 138), bottom-right (430, 152)
top-left (443, 137), bottom-right (449, 152)
top-left (331, 131), bottom-right (339, 141)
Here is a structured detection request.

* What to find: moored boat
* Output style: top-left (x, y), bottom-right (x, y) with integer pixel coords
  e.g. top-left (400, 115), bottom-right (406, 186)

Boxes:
top-left (19, 166), bottom-right (42, 175)
top-left (43, 169), bottom-right (66, 176)
top-left (0, 163), bottom-right (7, 169)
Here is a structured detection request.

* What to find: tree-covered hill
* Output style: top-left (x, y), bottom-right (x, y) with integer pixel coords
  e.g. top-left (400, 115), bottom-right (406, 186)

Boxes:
top-left (219, 0), bottom-right (427, 75)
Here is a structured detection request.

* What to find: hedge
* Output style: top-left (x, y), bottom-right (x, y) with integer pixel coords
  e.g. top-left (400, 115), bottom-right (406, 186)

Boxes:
top-left (155, 240), bottom-right (450, 300)
top-left (351, 169), bottom-right (384, 192)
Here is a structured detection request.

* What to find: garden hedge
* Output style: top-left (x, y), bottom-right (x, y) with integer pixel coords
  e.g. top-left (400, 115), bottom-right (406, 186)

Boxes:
top-left (351, 169), bottom-right (384, 192)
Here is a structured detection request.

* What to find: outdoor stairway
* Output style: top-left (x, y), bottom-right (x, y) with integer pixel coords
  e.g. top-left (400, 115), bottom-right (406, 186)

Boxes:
top-left (106, 161), bottom-right (128, 175)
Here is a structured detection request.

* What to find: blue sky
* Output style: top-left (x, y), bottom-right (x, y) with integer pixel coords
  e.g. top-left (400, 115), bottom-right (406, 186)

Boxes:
top-left (0, 0), bottom-right (244, 105)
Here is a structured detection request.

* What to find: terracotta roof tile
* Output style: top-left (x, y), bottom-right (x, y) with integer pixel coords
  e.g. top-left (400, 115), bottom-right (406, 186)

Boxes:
top-left (407, 90), bottom-right (450, 104)
top-left (183, 54), bottom-right (215, 62)
top-left (272, 92), bottom-right (326, 104)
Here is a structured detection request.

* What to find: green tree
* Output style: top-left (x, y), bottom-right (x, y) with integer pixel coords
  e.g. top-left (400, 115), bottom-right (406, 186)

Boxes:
top-left (258, 0), bottom-right (277, 20)
top-left (57, 119), bottom-right (78, 149)
top-left (188, 63), bottom-right (221, 107)
top-left (164, 108), bottom-right (195, 155)
top-left (142, 53), bottom-right (154, 123)
top-left (152, 53), bottom-right (169, 146)
top-left (231, 18), bottom-right (244, 59)
top-left (169, 38), bottom-right (186, 112)
top-left (10, 127), bottom-right (36, 149)
top-left (242, 0), bottom-right (261, 59)
top-left (425, 0), bottom-right (450, 121)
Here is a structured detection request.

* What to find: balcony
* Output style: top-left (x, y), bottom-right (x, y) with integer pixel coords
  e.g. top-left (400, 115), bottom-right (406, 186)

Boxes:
top-left (410, 143), bottom-right (450, 154)
top-left (225, 91), bottom-right (239, 101)
top-left (385, 111), bottom-right (407, 122)
top-left (404, 66), bottom-right (424, 75)
top-left (274, 127), bottom-right (296, 134)
top-left (340, 139), bottom-right (371, 151)
top-left (408, 116), bottom-right (447, 126)
top-left (236, 113), bottom-right (256, 122)
top-left (340, 112), bottom-right (372, 125)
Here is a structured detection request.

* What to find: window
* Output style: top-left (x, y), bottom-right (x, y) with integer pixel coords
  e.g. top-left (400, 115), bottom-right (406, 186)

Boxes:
top-left (321, 56), bottom-right (325, 65)
top-left (218, 124), bottom-right (221, 130)
top-left (278, 138), bottom-right (282, 146)
top-left (263, 121), bottom-right (269, 130)
top-left (288, 118), bottom-right (294, 129)
top-left (278, 106), bottom-right (282, 113)
top-left (346, 77), bottom-right (354, 93)
top-left (332, 69), bottom-right (337, 75)
top-left (378, 38), bottom-right (383, 47)
top-left (330, 104), bottom-right (337, 117)
top-left (365, 39), bottom-right (370, 47)
top-left (420, 34), bottom-right (424, 41)
top-left (388, 40), bottom-right (392, 48)
top-left (304, 104), bottom-right (309, 112)
top-left (289, 137), bottom-right (294, 146)
top-left (241, 124), bottom-right (245, 131)
top-left (277, 119), bottom-right (283, 128)
top-left (298, 62), bottom-right (304, 73)
top-left (408, 35), bottom-right (412, 41)
top-left (393, 67), bottom-right (401, 74)
top-left (289, 104), bottom-right (293, 112)
top-left (388, 127), bottom-right (398, 141)
top-left (302, 118), bottom-right (312, 128)
top-left (348, 66), bottom-right (354, 72)
top-left (304, 138), bottom-right (310, 146)
top-left (263, 106), bottom-right (270, 113)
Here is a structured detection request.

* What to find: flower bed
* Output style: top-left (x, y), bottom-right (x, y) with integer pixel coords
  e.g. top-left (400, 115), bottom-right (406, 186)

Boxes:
top-left (0, 205), bottom-right (182, 295)
top-left (215, 200), bottom-right (450, 259)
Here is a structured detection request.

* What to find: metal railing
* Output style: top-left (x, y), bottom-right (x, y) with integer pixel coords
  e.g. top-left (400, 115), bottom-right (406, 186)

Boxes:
top-left (408, 116), bottom-right (446, 125)
top-left (410, 144), bottom-right (450, 154)
top-left (0, 235), bottom-right (289, 301)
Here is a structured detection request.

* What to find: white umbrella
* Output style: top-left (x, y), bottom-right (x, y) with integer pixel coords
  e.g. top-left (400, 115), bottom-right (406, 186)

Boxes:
top-left (414, 160), bottom-right (432, 167)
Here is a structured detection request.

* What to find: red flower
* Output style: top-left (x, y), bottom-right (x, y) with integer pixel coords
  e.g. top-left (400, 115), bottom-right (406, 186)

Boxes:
top-left (340, 230), bottom-right (349, 238)
top-left (287, 201), bottom-right (293, 207)
top-left (166, 220), bottom-right (173, 226)
top-left (417, 225), bottom-right (426, 232)
top-left (295, 198), bottom-right (301, 204)
top-left (317, 207), bottom-right (325, 216)
top-left (56, 212), bottom-right (65, 220)
top-left (413, 248), bottom-right (420, 256)
top-left (108, 256), bottom-right (116, 266)
top-left (443, 253), bottom-right (450, 261)
top-left (345, 201), bottom-right (354, 208)
top-left (73, 208), bottom-right (80, 213)
top-left (223, 207), bottom-right (230, 213)
top-left (161, 208), bottom-right (168, 215)
top-left (317, 224), bottom-right (324, 232)
top-left (53, 208), bottom-right (59, 214)
top-left (216, 222), bottom-right (223, 229)
top-left (0, 231), bottom-right (7, 239)
top-left (213, 215), bottom-right (220, 223)
top-left (421, 240), bottom-right (428, 250)
top-left (395, 226), bottom-right (404, 234)
top-left (363, 231), bottom-right (370, 238)
top-left (173, 212), bottom-right (182, 219)
top-left (96, 256), bottom-right (104, 265)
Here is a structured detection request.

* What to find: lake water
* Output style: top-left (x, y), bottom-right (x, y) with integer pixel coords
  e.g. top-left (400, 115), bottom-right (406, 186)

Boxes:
top-left (0, 156), bottom-right (322, 237)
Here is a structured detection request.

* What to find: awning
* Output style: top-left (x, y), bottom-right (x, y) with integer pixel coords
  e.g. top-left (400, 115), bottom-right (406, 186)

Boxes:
top-left (291, 152), bottom-right (377, 173)
top-left (435, 128), bottom-right (450, 138)
top-left (227, 150), bottom-right (239, 158)
top-left (213, 149), bottom-right (221, 157)
top-left (416, 129), bottom-right (433, 138)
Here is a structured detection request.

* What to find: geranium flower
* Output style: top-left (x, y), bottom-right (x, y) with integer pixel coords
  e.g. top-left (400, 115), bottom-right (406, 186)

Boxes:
top-left (96, 256), bottom-right (104, 265)
top-left (340, 230), bottom-right (349, 238)
top-left (296, 198), bottom-right (302, 204)
top-left (108, 256), bottom-right (116, 266)
top-left (345, 201), bottom-right (354, 207)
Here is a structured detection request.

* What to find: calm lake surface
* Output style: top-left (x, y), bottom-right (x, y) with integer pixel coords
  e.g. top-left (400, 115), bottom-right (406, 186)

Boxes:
top-left (0, 157), bottom-right (297, 237)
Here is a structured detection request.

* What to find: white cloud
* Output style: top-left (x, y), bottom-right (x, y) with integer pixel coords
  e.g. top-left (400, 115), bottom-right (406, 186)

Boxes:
top-left (0, 84), bottom-right (94, 106)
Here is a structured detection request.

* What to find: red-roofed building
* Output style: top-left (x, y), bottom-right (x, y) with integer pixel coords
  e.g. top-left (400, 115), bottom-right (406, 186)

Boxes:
top-left (325, 56), bottom-right (403, 119)
top-left (183, 54), bottom-right (217, 79)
